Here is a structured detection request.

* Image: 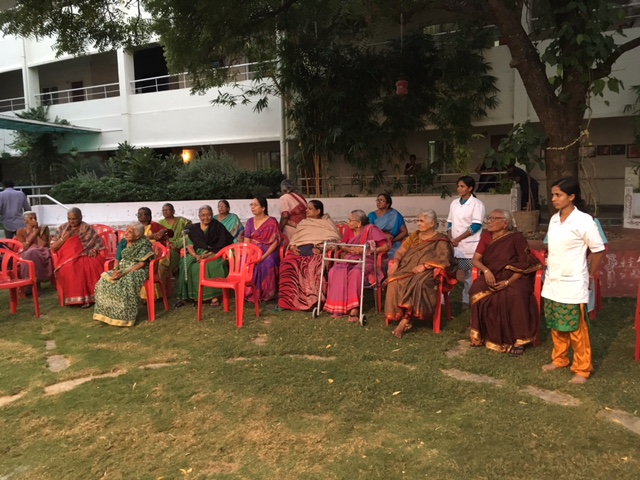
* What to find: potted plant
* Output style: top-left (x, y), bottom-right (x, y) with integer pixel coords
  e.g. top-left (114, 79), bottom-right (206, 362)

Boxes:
top-left (486, 122), bottom-right (547, 233)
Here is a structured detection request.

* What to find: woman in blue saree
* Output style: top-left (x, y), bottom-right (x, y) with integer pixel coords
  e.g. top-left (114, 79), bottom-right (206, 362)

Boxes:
top-left (367, 193), bottom-right (408, 259)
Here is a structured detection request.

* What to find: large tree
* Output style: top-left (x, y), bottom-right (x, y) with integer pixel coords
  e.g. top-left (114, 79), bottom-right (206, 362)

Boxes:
top-left (3, 0), bottom-right (639, 196)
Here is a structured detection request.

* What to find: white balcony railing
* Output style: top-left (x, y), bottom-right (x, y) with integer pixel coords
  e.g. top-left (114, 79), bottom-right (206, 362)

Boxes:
top-left (130, 61), bottom-right (274, 94)
top-left (35, 82), bottom-right (120, 107)
top-left (0, 96), bottom-right (26, 113)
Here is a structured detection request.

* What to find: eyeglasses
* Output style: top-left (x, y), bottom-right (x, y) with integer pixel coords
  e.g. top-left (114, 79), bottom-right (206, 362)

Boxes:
top-left (486, 216), bottom-right (506, 222)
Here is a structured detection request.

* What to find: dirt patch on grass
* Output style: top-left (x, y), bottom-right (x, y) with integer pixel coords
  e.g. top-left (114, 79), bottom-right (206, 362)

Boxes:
top-left (44, 370), bottom-right (125, 395)
top-left (373, 360), bottom-right (417, 371)
top-left (521, 386), bottom-right (581, 406)
top-left (252, 334), bottom-right (268, 346)
top-left (47, 355), bottom-right (70, 372)
top-left (0, 390), bottom-right (28, 407)
top-left (597, 409), bottom-right (640, 435)
top-left (225, 357), bottom-right (251, 363)
top-left (285, 354), bottom-right (337, 361)
top-left (90, 342), bottom-right (155, 352)
top-left (138, 361), bottom-right (188, 369)
top-left (441, 368), bottom-right (506, 386)
top-left (0, 340), bottom-right (38, 363)
top-left (201, 462), bottom-right (240, 474)
top-left (445, 340), bottom-right (472, 358)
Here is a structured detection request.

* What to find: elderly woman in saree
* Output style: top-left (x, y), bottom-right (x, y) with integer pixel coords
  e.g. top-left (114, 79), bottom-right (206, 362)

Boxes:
top-left (278, 179), bottom-right (307, 240)
top-left (175, 205), bottom-right (234, 307)
top-left (385, 210), bottom-right (456, 338)
top-left (15, 211), bottom-right (53, 286)
top-left (245, 197), bottom-right (281, 302)
top-left (93, 223), bottom-right (154, 327)
top-left (324, 209), bottom-right (390, 322)
top-left (367, 193), bottom-right (408, 259)
top-left (158, 203), bottom-right (192, 275)
top-left (214, 200), bottom-right (244, 243)
top-left (469, 209), bottom-right (542, 356)
top-left (278, 200), bottom-right (341, 311)
top-left (51, 207), bottom-right (105, 307)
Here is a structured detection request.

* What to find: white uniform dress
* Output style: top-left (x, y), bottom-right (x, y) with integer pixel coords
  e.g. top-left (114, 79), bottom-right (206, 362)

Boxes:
top-left (447, 195), bottom-right (485, 304)
top-left (542, 208), bottom-right (605, 305)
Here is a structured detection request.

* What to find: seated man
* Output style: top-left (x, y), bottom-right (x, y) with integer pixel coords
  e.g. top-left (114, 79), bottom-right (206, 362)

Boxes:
top-left (507, 165), bottom-right (540, 210)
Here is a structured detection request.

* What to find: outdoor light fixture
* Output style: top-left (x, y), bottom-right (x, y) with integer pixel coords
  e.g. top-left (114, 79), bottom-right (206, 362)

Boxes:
top-left (181, 149), bottom-right (197, 164)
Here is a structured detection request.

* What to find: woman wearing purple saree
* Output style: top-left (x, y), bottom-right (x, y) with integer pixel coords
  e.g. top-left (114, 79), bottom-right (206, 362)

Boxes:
top-left (15, 212), bottom-right (53, 284)
top-left (244, 197), bottom-right (280, 302)
top-left (324, 209), bottom-right (390, 322)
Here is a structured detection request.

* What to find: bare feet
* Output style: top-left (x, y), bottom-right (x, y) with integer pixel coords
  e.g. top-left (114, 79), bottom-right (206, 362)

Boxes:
top-left (569, 375), bottom-right (587, 384)
top-left (542, 363), bottom-right (560, 372)
top-left (392, 318), bottom-right (412, 338)
top-left (211, 298), bottom-right (220, 307)
top-left (348, 309), bottom-right (359, 323)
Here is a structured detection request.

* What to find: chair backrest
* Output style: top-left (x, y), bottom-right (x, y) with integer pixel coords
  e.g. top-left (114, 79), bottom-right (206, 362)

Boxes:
top-left (530, 249), bottom-right (546, 267)
top-left (337, 224), bottom-right (349, 240)
top-left (116, 230), bottom-right (126, 242)
top-left (99, 231), bottom-right (120, 258)
top-left (92, 224), bottom-right (114, 235)
top-left (219, 243), bottom-right (262, 280)
top-left (0, 249), bottom-right (20, 282)
top-left (149, 242), bottom-right (168, 278)
top-left (0, 238), bottom-right (24, 254)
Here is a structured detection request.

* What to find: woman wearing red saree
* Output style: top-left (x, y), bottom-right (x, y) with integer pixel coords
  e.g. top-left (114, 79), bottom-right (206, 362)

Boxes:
top-left (278, 179), bottom-right (307, 240)
top-left (324, 209), bottom-right (390, 322)
top-left (385, 210), bottom-right (456, 338)
top-left (52, 208), bottom-right (105, 307)
top-left (469, 209), bottom-right (542, 355)
top-left (244, 197), bottom-right (281, 302)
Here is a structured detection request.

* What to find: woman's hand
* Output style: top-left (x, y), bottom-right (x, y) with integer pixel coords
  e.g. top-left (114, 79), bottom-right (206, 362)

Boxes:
top-left (489, 280), bottom-right (509, 291)
top-left (388, 261), bottom-right (398, 276)
top-left (110, 270), bottom-right (124, 281)
top-left (451, 239), bottom-right (459, 247)
top-left (87, 249), bottom-right (98, 258)
top-left (483, 269), bottom-right (496, 287)
top-left (412, 264), bottom-right (426, 274)
top-left (290, 244), bottom-right (301, 256)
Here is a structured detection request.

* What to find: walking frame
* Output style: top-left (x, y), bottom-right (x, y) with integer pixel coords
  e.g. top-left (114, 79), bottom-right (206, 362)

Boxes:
top-left (311, 239), bottom-right (380, 326)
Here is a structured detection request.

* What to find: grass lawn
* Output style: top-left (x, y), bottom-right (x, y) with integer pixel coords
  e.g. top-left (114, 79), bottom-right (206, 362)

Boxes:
top-left (0, 283), bottom-right (639, 480)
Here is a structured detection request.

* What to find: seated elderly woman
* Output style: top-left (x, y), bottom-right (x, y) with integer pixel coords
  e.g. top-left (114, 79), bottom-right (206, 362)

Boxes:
top-left (51, 207), bottom-right (105, 307)
top-left (15, 211), bottom-right (53, 287)
top-left (93, 223), bottom-right (154, 327)
top-left (278, 200), bottom-right (341, 311)
top-left (175, 205), bottom-right (234, 307)
top-left (385, 210), bottom-right (456, 338)
top-left (324, 209), bottom-right (390, 322)
top-left (469, 209), bottom-right (542, 356)
top-left (278, 179), bottom-right (308, 240)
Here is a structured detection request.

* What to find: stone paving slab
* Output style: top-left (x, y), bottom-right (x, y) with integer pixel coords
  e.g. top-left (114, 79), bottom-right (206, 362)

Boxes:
top-left (521, 385), bottom-right (582, 406)
top-left (441, 368), bottom-right (506, 386)
top-left (46, 355), bottom-right (70, 372)
top-left (597, 409), bottom-right (640, 436)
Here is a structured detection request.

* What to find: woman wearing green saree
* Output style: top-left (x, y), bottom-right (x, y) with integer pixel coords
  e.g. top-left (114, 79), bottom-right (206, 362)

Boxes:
top-left (93, 223), bottom-right (154, 327)
top-left (175, 205), bottom-right (234, 307)
top-left (214, 200), bottom-right (244, 243)
top-left (158, 203), bottom-right (192, 275)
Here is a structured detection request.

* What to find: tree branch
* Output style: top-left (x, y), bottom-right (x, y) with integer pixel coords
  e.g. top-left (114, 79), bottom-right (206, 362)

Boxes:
top-left (592, 35), bottom-right (640, 79)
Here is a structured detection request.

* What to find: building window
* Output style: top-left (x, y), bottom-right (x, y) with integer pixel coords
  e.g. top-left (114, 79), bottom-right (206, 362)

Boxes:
top-left (255, 150), bottom-right (280, 170)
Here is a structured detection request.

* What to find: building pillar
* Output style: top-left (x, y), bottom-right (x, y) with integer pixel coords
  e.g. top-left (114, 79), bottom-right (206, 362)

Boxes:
top-left (117, 49), bottom-right (135, 143)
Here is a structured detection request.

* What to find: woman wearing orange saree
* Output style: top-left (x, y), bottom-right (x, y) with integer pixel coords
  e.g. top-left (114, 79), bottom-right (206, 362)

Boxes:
top-left (469, 209), bottom-right (542, 355)
top-left (385, 210), bottom-right (456, 338)
top-left (51, 208), bottom-right (105, 307)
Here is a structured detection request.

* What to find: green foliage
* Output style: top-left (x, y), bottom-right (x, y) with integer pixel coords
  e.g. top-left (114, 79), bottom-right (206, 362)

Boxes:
top-left (486, 122), bottom-right (547, 174)
top-left (624, 84), bottom-right (640, 147)
top-left (107, 141), bottom-right (182, 185)
top-left (50, 177), bottom-right (158, 203)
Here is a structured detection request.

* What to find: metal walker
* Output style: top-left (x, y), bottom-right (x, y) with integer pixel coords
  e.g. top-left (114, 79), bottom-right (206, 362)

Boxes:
top-left (311, 240), bottom-right (379, 326)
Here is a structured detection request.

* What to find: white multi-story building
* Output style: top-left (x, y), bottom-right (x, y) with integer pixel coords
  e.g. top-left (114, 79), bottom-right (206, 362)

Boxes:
top-left (1, 6), bottom-right (640, 206)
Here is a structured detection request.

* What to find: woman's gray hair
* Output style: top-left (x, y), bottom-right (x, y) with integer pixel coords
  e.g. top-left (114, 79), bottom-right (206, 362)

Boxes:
top-left (419, 209), bottom-right (438, 226)
top-left (496, 209), bottom-right (514, 231)
top-left (280, 179), bottom-right (295, 194)
top-left (350, 209), bottom-right (369, 226)
top-left (68, 207), bottom-right (82, 218)
top-left (198, 205), bottom-right (213, 215)
top-left (23, 211), bottom-right (37, 221)
top-left (128, 222), bottom-right (145, 239)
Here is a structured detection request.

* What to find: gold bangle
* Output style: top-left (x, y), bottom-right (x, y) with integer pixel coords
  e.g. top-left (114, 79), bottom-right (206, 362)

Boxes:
top-left (505, 280), bottom-right (509, 286)
top-left (483, 269), bottom-right (489, 274)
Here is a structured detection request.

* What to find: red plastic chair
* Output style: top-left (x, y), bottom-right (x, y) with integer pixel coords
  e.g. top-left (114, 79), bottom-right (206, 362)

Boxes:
top-left (385, 269), bottom-right (457, 333)
top-left (99, 230), bottom-right (119, 261)
top-left (197, 243), bottom-right (262, 327)
top-left (0, 238), bottom-right (24, 254)
top-left (92, 224), bottom-right (114, 235)
top-left (0, 250), bottom-right (40, 317)
top-left (103, 242), bottom-right (169, 322)
top-left (635, 278), bottom-right (640, 362)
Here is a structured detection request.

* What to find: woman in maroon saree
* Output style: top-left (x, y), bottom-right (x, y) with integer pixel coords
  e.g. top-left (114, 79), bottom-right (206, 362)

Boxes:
top-left (51, 208), bottom-right (105, 307)
top-left (323, 209), bottom-right (390, 322)
top-left (244, 197), bottom-right (280, 302)
top-left (15, 212), bottom-right (53, 284)
top-left (469, 209), bottom-right (542, 355)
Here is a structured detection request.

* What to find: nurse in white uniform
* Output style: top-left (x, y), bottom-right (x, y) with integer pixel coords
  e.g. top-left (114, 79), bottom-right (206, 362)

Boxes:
top-left (447, 176), bottom-right (485, 309)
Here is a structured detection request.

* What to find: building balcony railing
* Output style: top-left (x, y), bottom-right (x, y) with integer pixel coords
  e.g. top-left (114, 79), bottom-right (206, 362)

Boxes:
top-left (35, 82), bottom-right (120, 106)
top-left (0, 96), bottom-right (26, 113)
top-left (130, 61), bottom-right (273, 94)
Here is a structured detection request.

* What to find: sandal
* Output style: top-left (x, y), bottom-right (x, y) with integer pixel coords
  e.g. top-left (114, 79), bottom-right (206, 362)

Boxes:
top-left (211, 298), bottom-right (221, 307)
top-left (348, 315), bottom-right (360, 323)
top-left (508, 346), bottom-right (525, 357)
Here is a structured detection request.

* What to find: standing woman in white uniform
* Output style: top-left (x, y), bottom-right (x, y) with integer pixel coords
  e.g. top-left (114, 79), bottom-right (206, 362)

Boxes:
top-left (542, 177), bottom-right (605, 384)
top-left (447, 176), bottom-right (485, 309)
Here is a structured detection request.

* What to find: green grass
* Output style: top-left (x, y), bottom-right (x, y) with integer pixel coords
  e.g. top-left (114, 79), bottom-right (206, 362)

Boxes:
top-left (0, 284), bottom-right (638, 479)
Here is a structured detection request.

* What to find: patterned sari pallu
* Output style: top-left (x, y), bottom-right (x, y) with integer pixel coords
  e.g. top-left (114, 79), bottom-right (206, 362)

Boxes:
top-left (93, 239), bottom-right (154, 327)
